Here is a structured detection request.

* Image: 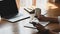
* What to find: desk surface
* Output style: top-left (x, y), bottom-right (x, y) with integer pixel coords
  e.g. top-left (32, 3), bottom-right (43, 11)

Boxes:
top-left (0, 17), bottom-right (60, 34)
top-left (0, 18), bottom-right (38, 34)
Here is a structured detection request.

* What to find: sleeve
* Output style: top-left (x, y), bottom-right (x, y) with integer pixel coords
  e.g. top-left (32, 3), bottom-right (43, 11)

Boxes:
top-left (58, 16), bottom-right (60, 23)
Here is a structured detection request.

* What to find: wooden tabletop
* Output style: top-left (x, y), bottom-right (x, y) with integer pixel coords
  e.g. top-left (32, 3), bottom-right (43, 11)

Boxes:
top-left (0, 17), bottom-right (60, 34)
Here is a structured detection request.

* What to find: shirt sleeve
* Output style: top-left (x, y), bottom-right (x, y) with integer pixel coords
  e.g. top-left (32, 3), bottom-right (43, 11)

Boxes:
top-left (58, 16), bottom-right (60, 23)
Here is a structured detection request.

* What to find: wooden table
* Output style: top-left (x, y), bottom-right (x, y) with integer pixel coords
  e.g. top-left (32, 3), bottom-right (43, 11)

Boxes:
top-left (0, 17), bottom-right (60, 34)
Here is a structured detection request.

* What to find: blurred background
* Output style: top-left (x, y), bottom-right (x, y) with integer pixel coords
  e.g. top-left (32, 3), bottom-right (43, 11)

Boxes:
top-left (0, 0), bottom-right (60, 34)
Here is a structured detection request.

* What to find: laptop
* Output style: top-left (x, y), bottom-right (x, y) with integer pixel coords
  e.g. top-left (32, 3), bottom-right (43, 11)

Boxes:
top-left (0, 0), bottom-right (18, 19)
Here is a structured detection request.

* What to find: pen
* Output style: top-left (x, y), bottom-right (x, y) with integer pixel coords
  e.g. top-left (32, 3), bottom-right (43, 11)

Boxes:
top-left (24, 26), bottom-right (36, 29)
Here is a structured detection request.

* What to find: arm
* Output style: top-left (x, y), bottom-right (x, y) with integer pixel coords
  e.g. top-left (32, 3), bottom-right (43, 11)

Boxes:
top-left (30, 22), bottom-right (57, 34)
top-left (46, 17), bottom-right (59, 23)
top-left (37, 15), bottom-right (59, 23)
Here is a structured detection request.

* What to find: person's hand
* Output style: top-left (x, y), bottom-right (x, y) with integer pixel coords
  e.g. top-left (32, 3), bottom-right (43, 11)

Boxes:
top-left (36, 15), bottom-right (48, 22)
top-left (30, 22), bottom-right (45, 32)
top-left (35, 23), bottom-right (45, 31)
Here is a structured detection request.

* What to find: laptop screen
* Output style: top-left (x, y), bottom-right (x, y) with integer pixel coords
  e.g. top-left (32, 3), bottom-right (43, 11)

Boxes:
top-left (0, 0), bottom-right (18, 19)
